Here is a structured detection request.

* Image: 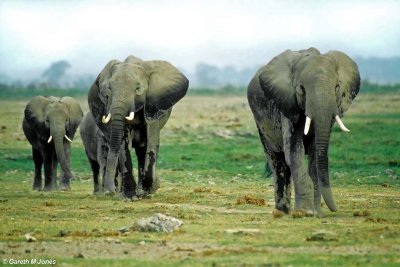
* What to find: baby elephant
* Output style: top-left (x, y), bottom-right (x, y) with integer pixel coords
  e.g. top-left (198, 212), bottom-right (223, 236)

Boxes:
top-left (80, 111), bottom-right (121, 193)
top-left (22, 96), bottom-right (83, 191)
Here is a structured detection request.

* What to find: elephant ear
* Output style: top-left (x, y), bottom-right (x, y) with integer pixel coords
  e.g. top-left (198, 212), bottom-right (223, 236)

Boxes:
top-left (258, 48), bottom-right (320, 120)
top-left (88, 59), bottom-right (120, 126)
top-left (142, 60), bottom-right (189, 120)
top-left (325, 51), bottom-right (360, 116)
top-left (124, 55), bottom-right (143, 64)
top-left (24, 96), bottom-right (52, 137)
top-left (60, 97), bottom-right (83, 138)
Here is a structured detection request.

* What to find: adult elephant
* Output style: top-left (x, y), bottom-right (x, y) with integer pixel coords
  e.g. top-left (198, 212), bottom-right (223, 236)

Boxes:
top-left (22, 96), bottom-right (83, 191)
top-left (247, 48), bottom-right (360, 217)
top-left (88, 55), bottom-right (189, 199)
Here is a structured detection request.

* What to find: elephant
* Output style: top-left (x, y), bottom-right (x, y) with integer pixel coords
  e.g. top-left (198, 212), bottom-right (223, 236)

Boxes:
top-left (247, 48), bottom-right (360, 217)
top-left (80, 111), bottom-right (121, 193)
top-left (88, 55), bottom-right (189, 199)
top-left (22, 96), bottom-right (83, 191)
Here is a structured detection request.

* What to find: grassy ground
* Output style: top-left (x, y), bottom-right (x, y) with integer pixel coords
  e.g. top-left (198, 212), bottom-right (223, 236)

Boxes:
top-left (0, 92), bottom-right (399, 266)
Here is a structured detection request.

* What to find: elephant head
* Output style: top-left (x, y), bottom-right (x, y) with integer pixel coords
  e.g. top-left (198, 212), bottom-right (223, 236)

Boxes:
top-left (258, 48), bottom-right (360, 211)
top-left (24, 96), bottom-right (83, 180)
top-left (88, 55), bottom-right (189, 193)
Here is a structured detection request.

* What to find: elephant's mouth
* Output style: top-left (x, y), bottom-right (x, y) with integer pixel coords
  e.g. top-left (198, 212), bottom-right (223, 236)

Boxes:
top-left (303, 115), bottom-right (350, 135)
top-left (102, 111), bottom-right (135, 124)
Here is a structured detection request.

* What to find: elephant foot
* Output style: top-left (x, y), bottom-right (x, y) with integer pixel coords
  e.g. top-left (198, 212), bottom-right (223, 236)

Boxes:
top-left (294, 199), bottom-right (315, 217)
top-left (43, 185), bottom-right (57, 191)
top-left (104, 190), bottom-right (116, 196)
top-left (123, 195), bottom-right (139, 202)
top-left (275, 198), bottom-right (291, 214)
top-left (121, 190), bottom-right (138, 201)
top-left (32, 185), bottom-right (42, 191)
top-left (59, 184), bottom-right (71, 191)
top-left (315, 206), bottom-right (325, 218)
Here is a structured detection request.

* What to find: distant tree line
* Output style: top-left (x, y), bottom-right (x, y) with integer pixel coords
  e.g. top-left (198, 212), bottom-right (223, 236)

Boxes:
top-left (0, 57), bottom-right (400, 92)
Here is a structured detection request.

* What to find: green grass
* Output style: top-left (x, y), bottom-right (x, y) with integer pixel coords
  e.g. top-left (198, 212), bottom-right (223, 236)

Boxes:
top-left (0, 93), bottom-right (399, 266)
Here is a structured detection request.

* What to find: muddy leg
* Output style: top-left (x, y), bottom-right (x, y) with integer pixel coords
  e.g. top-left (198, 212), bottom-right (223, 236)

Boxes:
top-left (43, 147), bottom-right (56, 191)
top-left (32, 148), bottom-right (43, 191)
top-left (119, 142), bottom-right (136, 200)
top-left (282, 118), bottom-right (314, 216)
top-left (270, 152), bottom-right (292, 213)
top-left (87, 154), bottom-right (100, 194)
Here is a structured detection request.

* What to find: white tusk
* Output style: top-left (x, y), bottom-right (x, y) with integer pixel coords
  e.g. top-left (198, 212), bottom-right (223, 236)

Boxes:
top-left (304, 116), bottom-right (312, 135)
top-left (102, 113), bottom-right (111, 124)
top-left (125, 112), bottom-right (135, 121)
top-left (65, 135), bottom-right (73, 143)
top-left (47, 136), bottom-right (53, 143)
top-left (335, 115), bottom-right (350, 132)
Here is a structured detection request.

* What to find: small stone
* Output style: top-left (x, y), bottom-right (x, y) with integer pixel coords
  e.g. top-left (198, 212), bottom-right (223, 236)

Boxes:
top-left (25, 233), bottom-right (37, 242)
top-left (224, 228), bottom-right (260, 235)
top-left (306, 230), bottom-right (338, 242)
top-left (138, 241), bottom-right (146, 245)
top-left (134, 213), bottom-right (183, 233)
top-left (74, 252), bottom-right (85, 259)
top-left (58, 230), bottom-right (68, 237)
top-left (118, 227), bottom-right (129, 233)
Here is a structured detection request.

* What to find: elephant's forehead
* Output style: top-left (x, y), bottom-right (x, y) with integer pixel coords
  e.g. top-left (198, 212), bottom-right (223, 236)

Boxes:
top-left (46, 102), bottom-right (67, 114)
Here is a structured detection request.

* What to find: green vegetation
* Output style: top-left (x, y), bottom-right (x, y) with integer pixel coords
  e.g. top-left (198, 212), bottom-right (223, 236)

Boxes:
top-left (0, 91), bottom-right (399, 266)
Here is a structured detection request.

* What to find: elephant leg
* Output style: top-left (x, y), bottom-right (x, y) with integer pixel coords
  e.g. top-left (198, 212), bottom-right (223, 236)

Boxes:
top-left (43, 148), bottom-right (56, 191)
top-left (51, 152), bottom-right (59, 189)
top-left (59, 143), bottom-right (72, 190)
top-left (32, 148), bottom-right (43, 191)
top-left (282, 117), bottom-right (314, 216)
top-left (118, 141), bottom-right (136, 199)
top-left (135, 145), bottom-right (146, 197)
top-left (97, 136), bottom-right (108, 192)
top-left (269, 152), bottom-right (292, 213)
top-left (256, 125), bottom-right (273, 178)
top-left (87, 153), bottom-right (100, 194)
top-left (307, 138), bottom-right (324, 217)
top-left (142, 120), bottom-right (160, 195)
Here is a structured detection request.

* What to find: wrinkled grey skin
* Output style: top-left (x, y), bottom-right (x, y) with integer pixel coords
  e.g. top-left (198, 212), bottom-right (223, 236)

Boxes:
top-left (88, 55), bottom-right (189, 199)
top-left (248, 48), bottom-right (360, 217)
top-left (22, 96), bottom-right (83, 191)
top-left (80, 111), bottom-right (122, 193)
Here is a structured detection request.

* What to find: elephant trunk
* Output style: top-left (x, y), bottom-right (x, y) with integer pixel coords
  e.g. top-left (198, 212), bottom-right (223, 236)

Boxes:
top-left (52, 127), bottom-right (72, 179)
top-left (314, 117), bottom-right (337, 212)
top-left (307, 82), bottom-right (337, 212)
top-left (103, 100), bottom-right (128, 193)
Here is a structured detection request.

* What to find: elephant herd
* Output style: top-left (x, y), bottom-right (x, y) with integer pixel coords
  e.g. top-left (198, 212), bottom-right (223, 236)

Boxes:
top-left (22, 48), bottom-right (360, 217)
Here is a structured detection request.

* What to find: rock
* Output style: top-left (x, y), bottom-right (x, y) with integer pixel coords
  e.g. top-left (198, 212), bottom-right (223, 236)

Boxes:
top-left (306, 230), bottom-right (338, 242)
top-left (58, 230), bottom-right (69, 237)
top-left (224, 228), bottom-right (260, 235)
top-left (74, 252), bottom-right (85, 259)
top-left (25, 233), bottom-right (37, 242)
top-left (134, 213), bottom-right (183, 233)
top-left (118, 227), bottom-right (129, 233)
top-left (138, 241), bottom-right (146, 245)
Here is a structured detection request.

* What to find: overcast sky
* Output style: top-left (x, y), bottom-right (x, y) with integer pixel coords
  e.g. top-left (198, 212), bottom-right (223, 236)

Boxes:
top-left (1, 0), bottom-right (400, 78)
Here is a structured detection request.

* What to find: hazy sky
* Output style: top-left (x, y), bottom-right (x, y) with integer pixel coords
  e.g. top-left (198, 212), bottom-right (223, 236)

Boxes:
top-left (1, 0), bottom-right (400, 78)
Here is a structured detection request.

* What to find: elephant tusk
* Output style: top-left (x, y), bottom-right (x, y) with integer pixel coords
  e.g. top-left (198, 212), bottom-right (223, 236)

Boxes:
top-left (65, 135), bottom-right (73, 143)
top-left (47, 136), bottom-right (53, 143)
top-left (335, 115), bottom-right (350, 132)
top-left (102, 113), bottom-right (111, 124)
top-left (304, 116), bottom-right (312, 135)
top-left (125, 112), bottom-right (135, 121)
